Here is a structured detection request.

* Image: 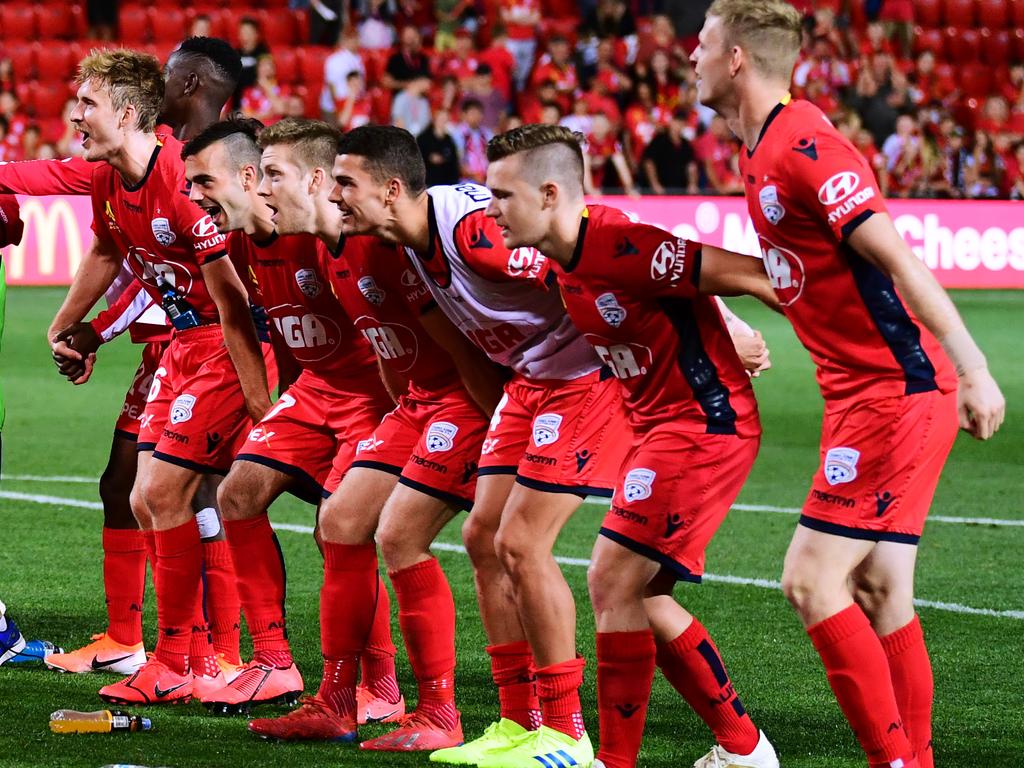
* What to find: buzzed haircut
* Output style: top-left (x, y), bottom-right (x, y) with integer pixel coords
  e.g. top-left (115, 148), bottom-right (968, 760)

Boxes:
top-left (180, 115), bottom-right (264, 171)
top-left (486, 124), bottom-right (585, 193)
top-left (336, 125), bottom-right (427, 196)
top-left (174, 36), bottom-right (243, 88)
top-left (706, 0), bottom-right (802, 81)
top-left (76, 49), bottom-right (164, 132)
top-left (259, 117), bottom-right (340, 172)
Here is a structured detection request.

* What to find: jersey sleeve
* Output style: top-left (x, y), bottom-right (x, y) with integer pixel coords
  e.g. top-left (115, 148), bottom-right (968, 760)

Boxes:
top-left (394, 248), bottom-right (437, 313)
top-left (617, 222), bottom-right (701, 300)
top-left (0, 157), bottom-right (95, 195)
top-left (453, 209), bottom-right (551, 288)
top-left (174, 194), bottom-right (228, 265)
top-left (784, 127), bottom-right (887, 242)
top-left (90, 279), bottom-right (154, 342)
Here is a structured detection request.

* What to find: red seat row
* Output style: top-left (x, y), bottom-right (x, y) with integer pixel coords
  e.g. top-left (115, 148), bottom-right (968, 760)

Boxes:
top-left (0, 3), bottom-right (87, 40)
top-left (119, 5), bottom-right (308, 47)
top-left (913, 27), bottom-right (1024, 66)
top-left (914, 0), bottom-right (1024, 29)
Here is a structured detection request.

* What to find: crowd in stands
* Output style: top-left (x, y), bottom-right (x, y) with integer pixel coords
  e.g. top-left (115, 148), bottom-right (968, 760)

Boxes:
top-left (2, 0), bottom-right (1024, 199)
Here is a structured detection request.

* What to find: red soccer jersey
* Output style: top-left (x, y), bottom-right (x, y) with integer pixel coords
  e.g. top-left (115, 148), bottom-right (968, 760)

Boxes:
top-left (554, 204), bottom-right (759, 438)
top-left (227, 230), bottom-right (380, 389)
top-left (739, 98), bottom-right (956, 401)
top-left (90, 136), bottom-right (229, 323)
top-left (318, 235), bottom-right (461, 393)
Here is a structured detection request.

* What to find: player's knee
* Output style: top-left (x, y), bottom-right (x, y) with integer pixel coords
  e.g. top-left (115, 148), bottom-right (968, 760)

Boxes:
top-left (128, 483), bottom-right (151, 529)
top-left (780, 562), bottom-right (818, 613)
top-left (375, 518), bottom-right (416, 569)
top-left (462, 513), bottom-right (499, 567)
top-left (318, 500), bottom-right (375, 545)
top-left (851, 571), bottom-right (911, 620)
top-left (493, 524), bottom-right (536, 580)
top-left (216, 466), bottom-right (248, 521)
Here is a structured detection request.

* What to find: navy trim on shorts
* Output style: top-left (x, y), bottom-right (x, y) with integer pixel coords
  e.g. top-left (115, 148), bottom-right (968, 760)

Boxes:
top-left (515, 475), bottom-right (614, 499)
top-left (799, 514), bottom-right (921, 545)
top-left (477, 465), bottom-right (518, 476)
top-left (598, 527), bottom-right (702, 584)
top-left (349, 460), bottom-right (404, 476)
top-left (234, 453), bottom-right (325, 507)
top-left (152, 451), bottom-right (229, 476)
top-left (397, 476), bottom-right (474, 512)
top-left (136, 442), bottom-right (157, 453)
top-left (114, 429), bottom-right (139, 442)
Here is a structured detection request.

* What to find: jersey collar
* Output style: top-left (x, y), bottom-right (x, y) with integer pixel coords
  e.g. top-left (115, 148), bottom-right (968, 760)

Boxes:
top-left (564, 207), bottom-right (589, 273)
top-left (122, 141), bottom-right (162, 193)
top-left (746, 93), bottom-right (791, 159)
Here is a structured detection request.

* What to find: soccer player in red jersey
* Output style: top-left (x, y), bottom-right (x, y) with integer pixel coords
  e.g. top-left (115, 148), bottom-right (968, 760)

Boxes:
top-left (242, 119), bottom-right (500, 749)
top-left (692, 3), bottom-right (1006, 767)
top-left (332, 126), bottom-right (639, 768)
top-left (176, 116), bottom-right (396, 717)
top-left (47, 49), bottom-right (270, 705)
top-left (485, 124), bottom-right (781, 768)
top-left (2, 38), bottom-right (248, 679)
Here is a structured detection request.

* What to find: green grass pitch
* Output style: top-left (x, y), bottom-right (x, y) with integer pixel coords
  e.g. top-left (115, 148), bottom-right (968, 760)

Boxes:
top-left (0, 287), bottom-right (1021, 768)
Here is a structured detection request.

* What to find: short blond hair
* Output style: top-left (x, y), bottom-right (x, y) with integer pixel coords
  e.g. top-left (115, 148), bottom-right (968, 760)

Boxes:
top-left (258, 117), bottom-right (339, 172)
top-left (707, 0), bottom-right (802, 82)
top-left (76, 49), bottom-right (164, 132)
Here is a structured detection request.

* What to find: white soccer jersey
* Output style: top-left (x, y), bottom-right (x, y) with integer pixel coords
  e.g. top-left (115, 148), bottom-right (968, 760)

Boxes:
top-left (404, 183), bottom-right (600, 380)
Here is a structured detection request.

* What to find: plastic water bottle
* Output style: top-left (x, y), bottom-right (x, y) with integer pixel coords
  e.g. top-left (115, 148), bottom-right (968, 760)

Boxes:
top-left (8, 640), bottom-right (63, 664)
top-left (49, 709), bottom-right (152, 734)
top-left (156, 275), bottom-right (201, 331)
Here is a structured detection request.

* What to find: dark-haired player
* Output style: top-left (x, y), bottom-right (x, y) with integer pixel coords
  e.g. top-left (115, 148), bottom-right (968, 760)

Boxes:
top-left (692, 2), bottom-right (1005, 767)
top-left (0, 37), bottom-right (249, 678)
top-left (484, 123), bottom-right (780, 768)
top-left (238, 119), bottom-right (499, 749)
top-left (49, 49), bottom-right (268, 705)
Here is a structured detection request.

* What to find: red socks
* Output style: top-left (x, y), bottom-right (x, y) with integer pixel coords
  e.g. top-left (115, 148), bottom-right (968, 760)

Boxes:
top-left (202, 539), bottom-right (242, 665)
top-left (152, 520), bottom-right (202, 675)
top-left (101, 527), bottom-right (146, 646)
top-left (361, 574), bottom-right (401, 705)
top-left (488, 641), bottom-right (541, 730)
top-left (189, 591), bottom-right (219, 678)
top-left (657, 619), bottom-right (759, 756)
top-left (535, 656), bottom-right (587, 740)
top-left (320, 657), bottom-right (359, 719)
top-left (391, 558), bottom-right (458, 729)
top-left (596, 630), bottom-right (656, 768)
top-left (223, 515), bottom-right (292, 667)
top-left (808, 604), bottom-right (914, 768)
top-left (880, 616), bottom-right (934, 768)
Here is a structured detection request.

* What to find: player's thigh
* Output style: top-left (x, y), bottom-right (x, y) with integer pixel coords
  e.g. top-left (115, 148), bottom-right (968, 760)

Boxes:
top-left (140, 456), bottom-right (205, 530)
top-left (588, 534), bottom-right (661, 608)
top-left (217, 459), bottom-right (294, 521)
top-left (463, 472), bottom-right (517, 563)
top-left (318, 466), bottom-right (399, 544)
top-left (376, 482), bottom-right (457, 566)
top-left (495, 483), bottom-right (584, 562)
top-left (782, 524), bottom-right (875, 603)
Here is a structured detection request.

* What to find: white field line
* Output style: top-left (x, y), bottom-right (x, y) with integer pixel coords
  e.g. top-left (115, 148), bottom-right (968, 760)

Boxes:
top-left (6, 490), bottom-right (1021, 622)
top-left (4, 475), bottom-right (1024, 528)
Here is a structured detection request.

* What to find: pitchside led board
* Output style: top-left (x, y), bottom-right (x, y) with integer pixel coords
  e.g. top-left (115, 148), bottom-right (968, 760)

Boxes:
top-left (2, 193), bottom-right (1024, 289)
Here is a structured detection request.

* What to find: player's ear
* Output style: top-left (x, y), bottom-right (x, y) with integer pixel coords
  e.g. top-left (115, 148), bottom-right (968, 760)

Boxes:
top-left (383, 177), bottom-right (402, 207)
top-left (119, 102), bottom-right (137, 131)
top-left (539, 181), bottom-right (558, 209)
top-left (729, 45), bottom-right (744, 77)
top-left (183, 72), bottom-right (200, 96)
top-left (240, 164), bottom-right (258, 190)
top-left (309, 166), bottom-right (325, 194)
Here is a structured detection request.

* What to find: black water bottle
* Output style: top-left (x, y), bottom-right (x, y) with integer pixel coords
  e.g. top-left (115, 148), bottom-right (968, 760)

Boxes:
top-left (156, 275), bottom-right (201, 331)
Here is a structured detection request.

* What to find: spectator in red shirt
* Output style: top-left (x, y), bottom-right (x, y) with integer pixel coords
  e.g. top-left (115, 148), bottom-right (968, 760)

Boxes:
top-left (478, 30), bottom-right (516, 102)
top-left (965, 130), bottom-right (1005, 199)
top-left (518, 79), bottom-right (560, 124)
top-left (623, 80), bottom-right (671, 164)
top-left (452, 98), bottom-right (493, 183)
top-left (539, 101), bottom-right (563, 127)
top-left (910, 51), bottom-right (956, 107)
top-left (437, 29), bottom-right (481, 81)
top-left (978, 96), bottom-right (1010, 137)
top-left (337, 72), bottom-right (375, 131)
top-left (693, 114), bottom-right (742, 195)
top-left (240, 55), bottom-right (290, 124)
top-left (590, 37), bottom-right (632, 104)
top-left (530, 36), bottom-right (578, 113)
top-left (0, 92), bottom-right (28, 158)
top-left (584, 112), bottom-right (638, 196)
top-left (499, 0), bottom-right (541, 91)
top-left (858, 21), bottom-right (892, 59)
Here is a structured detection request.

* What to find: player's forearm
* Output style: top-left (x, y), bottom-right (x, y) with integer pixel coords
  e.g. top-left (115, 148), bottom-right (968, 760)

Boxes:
top-left (377, 356), bottom-right (406, 405)
top-left (222, 308), bottom-right (272, 419)
top-left (48, 241), bottom-right (122, 340)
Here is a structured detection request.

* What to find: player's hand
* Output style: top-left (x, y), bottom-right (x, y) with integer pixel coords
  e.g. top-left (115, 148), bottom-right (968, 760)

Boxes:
top-left (732, 329), bottom-right (772, 378)
top-left (53, 321), bottom-right (102, 358)
top-left (246, 396), bottom-right (274, 424)
top-left (957, 367), bottom-right (1005, 440)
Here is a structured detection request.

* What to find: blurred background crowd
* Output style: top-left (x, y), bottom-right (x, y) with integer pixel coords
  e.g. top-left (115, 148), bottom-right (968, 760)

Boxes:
top-left (1, 0), bottom-right (1023, 199)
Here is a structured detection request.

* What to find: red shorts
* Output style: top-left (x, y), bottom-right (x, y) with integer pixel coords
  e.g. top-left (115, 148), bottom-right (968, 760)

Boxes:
top-left (600, 428), bottom-right (759, 582)
top-left (345, 383), bottom-right (489, 510)
top-left (237, 369), bottom-right (392, 504)
top-left (114, 341), bottom-right (168, 439)
top-left (137, 326), bottom-right (250, 474)
top-left (801, 389), bottom-right (959, 544)
top-left (477, 369), bottom-right (630, 496)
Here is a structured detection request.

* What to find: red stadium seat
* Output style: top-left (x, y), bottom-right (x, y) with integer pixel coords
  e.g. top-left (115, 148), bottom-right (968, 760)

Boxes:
top-left (40, 117), bottom-right (67, 144)
top-left (1012, 0), bottom-right (1024, 26)
top-left (914, 0), bottom-right (944, 28)
top-left (982, 29), bottom-right (1013, 66)
top-left (29, 82), bottom-right (71, 119)
top-left (960, 64), bottom-right (995, 98)
top-left (118, 4), bottom-right (151, 44)
top-left (272, 48), bottom-right (299, 84)
top-left (913, 27), bottom-right (947, 57)
top-left (35, 42), bottom-right (77, 82)
top-left (0, 3), bottom-right (37, 40)
top-left (298, 45), bottom-right (331, 86)
top-left (3, 41), bottom-right (37, 79)
top-left (978, 0), bottom-right (1010, 26)
top-left (36, 4), bottom-right (76, 39)
top-left (257, 10), bottom-right (297, 47)
top-left (946, 27), bottom-right (982, 63)
top-left (361, 48), bottom-right (391, 86)
top-left (149, 7), bottom-right (187, 44)
top-left (943, 0), bottom-right (977, 27)
top-left (1013, 28), bottom-right (1024, 60)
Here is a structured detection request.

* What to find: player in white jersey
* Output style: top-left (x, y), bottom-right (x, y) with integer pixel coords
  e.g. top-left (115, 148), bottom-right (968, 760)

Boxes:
top-left (332, 125), bottom-right (631, 767)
